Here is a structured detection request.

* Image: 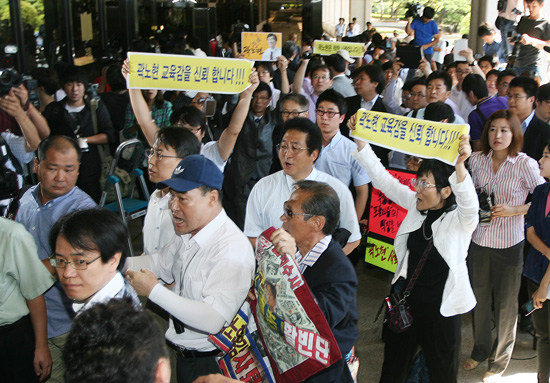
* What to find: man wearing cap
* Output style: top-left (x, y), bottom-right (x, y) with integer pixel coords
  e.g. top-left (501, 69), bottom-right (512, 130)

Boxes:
top-left (126, 155), bottom-right (255, 383)
top-left (325, 51), bottom-right (356, 98)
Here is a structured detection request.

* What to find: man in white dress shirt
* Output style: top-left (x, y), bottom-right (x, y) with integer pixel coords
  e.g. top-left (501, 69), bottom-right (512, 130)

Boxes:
top-left (126, 155), bottom-right (255, 383)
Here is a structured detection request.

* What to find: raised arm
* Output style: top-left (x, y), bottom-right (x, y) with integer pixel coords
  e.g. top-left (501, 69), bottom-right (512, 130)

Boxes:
top-left (216, 69), bottom-right (259, 161)
top-left (0, 89), bottom-right (42, 151)
top-left (292, 56), bottom-right (310, 94)
top-left (122, 59), bottom-right (158, 146)
top-left (455, 134), bottom-right (471, 183)
top-left (13, 85), bottom-right (50, 139)
top-left (277, 56), bottom-right (290, 94)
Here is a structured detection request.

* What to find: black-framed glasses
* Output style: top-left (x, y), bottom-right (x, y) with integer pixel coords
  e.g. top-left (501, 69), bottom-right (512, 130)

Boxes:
top-left (191, 98), bottom-right (207, 104)
top-left (49, 255), bottom-right (102, 270)
top-left (409, 92), bottom-right (426, 98)
top-left (281, 110), bottom-right (308, 118)
top-left (410, 178), bottom-right (437, 190)
top-left (507, 94), bottom-right (528, 100)
top-left (283, 205), bottom-right (314, 219)
top-left (276, 143), bottom-right (309, 154)
top-left (145, 149), bottom-right (182, 161)
top-left (315, 109), bottom-right (340, 118)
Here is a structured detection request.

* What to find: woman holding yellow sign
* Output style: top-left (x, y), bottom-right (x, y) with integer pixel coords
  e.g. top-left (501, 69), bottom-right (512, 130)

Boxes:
top-left (349, 115), bottom-right (478, 383)
top-left (465, 110), bottom-right (544, 382)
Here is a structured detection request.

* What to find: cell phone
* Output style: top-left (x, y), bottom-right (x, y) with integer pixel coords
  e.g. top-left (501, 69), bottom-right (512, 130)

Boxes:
top-left (204, 98), bottom-right (216, 118)
top-left (521, 299), bottom-right (537, 316)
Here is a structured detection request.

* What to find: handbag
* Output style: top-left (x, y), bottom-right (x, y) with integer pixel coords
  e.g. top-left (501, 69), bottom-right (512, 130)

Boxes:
top-left (385, 239), bottom-right (434, 334)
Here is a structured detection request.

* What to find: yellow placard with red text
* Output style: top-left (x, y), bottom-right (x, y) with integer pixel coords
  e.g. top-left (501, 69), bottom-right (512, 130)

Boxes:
top-left (313, 40), bottom-right (364, 57)
top-left (127, 52), bottom-right (253, 94)
top-left (241, 32), bottom-right (283, 61)
top-left (365, 237), bottom-right (398, 273)
top-left (351, 110), bottom-right (470, 165)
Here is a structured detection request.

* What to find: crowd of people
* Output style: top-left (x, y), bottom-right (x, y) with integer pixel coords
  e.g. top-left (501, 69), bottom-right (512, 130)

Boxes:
top-left (2, 2), bottom-right (550, 383)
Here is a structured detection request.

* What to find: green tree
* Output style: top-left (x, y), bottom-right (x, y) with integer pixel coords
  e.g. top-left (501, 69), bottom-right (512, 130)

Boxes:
top-left (0, 0), bottom-right (43, 31)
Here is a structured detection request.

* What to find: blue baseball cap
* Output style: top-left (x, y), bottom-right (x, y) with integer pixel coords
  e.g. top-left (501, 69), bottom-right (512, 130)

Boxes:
top-left (157, 155), bottom-right (223, 192)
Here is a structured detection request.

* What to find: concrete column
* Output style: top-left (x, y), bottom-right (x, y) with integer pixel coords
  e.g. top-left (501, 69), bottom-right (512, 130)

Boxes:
top-left (349, 0), bottom-right (372, 35)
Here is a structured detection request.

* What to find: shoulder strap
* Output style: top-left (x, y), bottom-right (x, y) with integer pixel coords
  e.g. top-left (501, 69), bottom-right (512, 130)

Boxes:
top-left (0, 135), bottom-right (23, 174)
top-left (474, 107), bottom-right (488, 125)
top-left (403, 239), bottom-right (433, 297)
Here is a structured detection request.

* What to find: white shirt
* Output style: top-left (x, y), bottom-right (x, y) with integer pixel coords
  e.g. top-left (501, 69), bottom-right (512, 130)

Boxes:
top-left (244, 169), bottom-right (361, 243)
top-left (143, 190), bottom-right (174, 255)
top-left (72, 272), bottom-right (139, 313)
top-left (201, 141), bottom-right (226, 172)
top-left (360, 94), bottom-right (380, 111)
top-left (450, 86), bottom-right (475, 121)
top-left (315, 130), bottom-right (370, 187)
top-left (405, 108), bottom-right (466, 124)
top-left (353, 144), bottom-right (479, 316)
top-left (149, 210), bottom-right (255, 351)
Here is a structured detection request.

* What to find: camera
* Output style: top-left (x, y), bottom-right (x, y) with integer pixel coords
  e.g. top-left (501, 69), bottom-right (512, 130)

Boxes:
top-left (76, 135), bottom-right (89, 153)
top-left (0, 68), bottom-right (24, 97)
top-left (405, 3), bottom-right (423, 19)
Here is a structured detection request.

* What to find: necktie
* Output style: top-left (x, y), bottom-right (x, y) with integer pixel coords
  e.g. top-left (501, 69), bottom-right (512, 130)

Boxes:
top-left (270, 51), bottom-right (273, 60)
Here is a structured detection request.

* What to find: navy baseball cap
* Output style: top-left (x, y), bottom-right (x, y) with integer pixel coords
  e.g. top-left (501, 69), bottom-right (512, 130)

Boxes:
top-left (157, 155), bottom-right (223, 192)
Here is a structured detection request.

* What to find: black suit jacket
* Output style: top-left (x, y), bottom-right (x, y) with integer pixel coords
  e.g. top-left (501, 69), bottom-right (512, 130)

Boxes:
top-left (302, 239), bottom-right (358, 383)
top-left (523, 114), bottom-right (550, 161)
top-left (340, 95), bottom-right (390, 167)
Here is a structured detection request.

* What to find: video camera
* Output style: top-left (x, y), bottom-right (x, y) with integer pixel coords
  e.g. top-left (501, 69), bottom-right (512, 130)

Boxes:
top-left (0, 67), bottom-right (40, 108)
top-left (405, 3), bottom-right (423, 19)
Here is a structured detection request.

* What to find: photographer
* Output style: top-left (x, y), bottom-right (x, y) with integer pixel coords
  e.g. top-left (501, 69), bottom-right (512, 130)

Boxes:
top-left (512, 0), bottom-right (550, 78)
top-left (42, 65), bottom-right (115, 202)
top-left (405, 6), bottom-right (439, 64)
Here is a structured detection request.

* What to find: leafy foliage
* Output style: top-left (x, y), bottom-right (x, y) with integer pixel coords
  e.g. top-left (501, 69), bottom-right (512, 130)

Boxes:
top-left (373, 0), bottom-right (471, 32)
top-left (0, 0), bottom-right (44, 31)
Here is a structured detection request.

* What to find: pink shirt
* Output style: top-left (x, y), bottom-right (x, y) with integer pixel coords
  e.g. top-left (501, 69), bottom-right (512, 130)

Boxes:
top-left (470, 151), bottom-right (544, 248)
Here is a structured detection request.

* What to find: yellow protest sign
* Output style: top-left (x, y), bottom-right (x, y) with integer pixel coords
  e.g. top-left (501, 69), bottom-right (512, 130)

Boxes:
top-left (365, 237), bottom-right (397, 273)
top-left (127, 52), bottom-right (253, 94)
top-left (241, 32), bottom-right (283, 61)
top-left (313, 40), bottom-right (364, 57)
top-left (351, 110), bottom-right (470, 165)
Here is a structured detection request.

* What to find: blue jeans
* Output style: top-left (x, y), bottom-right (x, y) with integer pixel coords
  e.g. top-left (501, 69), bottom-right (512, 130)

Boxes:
top-left (499, 17), bottom-right (516, 58)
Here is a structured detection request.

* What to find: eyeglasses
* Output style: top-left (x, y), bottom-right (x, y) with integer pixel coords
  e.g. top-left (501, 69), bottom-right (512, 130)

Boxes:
top-left (409, 92), bottom-right (426, 98)
top-left (315, 109), bottom-right (340, 118)
top-left (410, 178), bottom-right (437, 190)
top-left (283, 205), bottom-right (314, 219)
top-left (312, 75), bottom-right (330, 81)
top-left (457, 69), bottom-right (472, 75)
top-left (49, 255), bottom-right (101, 270)
top-left (172, 122), bottom-right (203, 135)
top-left (281, 110), bottom-right (308, 118)
top-left (277, 143), bottom-right (309, 154)
top-left (507, 94), bottom-right (528, 100)
top-left (145, 149), bottom-right (181, 161)
top-left (191, 98), bottom-right (207, 104)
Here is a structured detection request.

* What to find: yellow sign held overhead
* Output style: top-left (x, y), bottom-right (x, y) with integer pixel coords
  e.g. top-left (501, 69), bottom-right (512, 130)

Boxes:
top-left (241, 32), bottom-right (283, 61)
top-left (127, 52), bottom-right (254, 94)
top-left (351, 110), bottom-right (470, 165)
top-left (313, 40), bottom-right (364, 57)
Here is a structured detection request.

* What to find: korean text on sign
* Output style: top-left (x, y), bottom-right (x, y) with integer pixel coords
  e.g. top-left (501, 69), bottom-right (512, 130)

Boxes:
top-left (351, 110), bottom-right (470, 165)
top-left (313, 40), bottom-right (364, 57)
top-left (127, 51), bottom-right (253, 94)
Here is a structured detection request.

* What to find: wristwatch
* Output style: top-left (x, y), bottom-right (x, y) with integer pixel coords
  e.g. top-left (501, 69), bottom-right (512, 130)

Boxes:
top-left (469, 60), bottom-right (478, 67)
